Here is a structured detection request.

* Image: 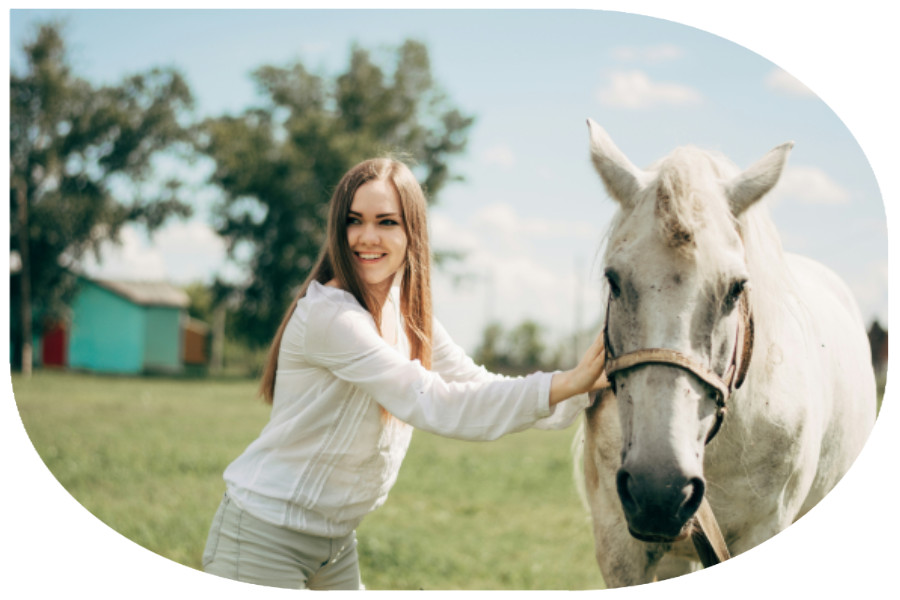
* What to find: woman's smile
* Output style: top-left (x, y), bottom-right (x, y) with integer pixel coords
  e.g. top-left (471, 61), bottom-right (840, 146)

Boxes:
top-left (355, 252), bottom-right (388, 262)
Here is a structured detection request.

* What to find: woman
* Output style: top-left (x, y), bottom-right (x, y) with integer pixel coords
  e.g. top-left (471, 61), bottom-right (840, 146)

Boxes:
top-left (202, 157), bottom-right (607, 589)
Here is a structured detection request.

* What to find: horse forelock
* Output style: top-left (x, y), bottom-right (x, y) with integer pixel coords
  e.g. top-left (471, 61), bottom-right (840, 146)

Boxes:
top-left (650, 147), bottom-right (739, 253)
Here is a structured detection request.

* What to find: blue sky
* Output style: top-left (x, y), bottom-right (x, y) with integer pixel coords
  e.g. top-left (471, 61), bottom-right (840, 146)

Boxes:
top-left (9, 6), bottom-right (888, 355)
top-left (5, 3), bottom-right (898, 598)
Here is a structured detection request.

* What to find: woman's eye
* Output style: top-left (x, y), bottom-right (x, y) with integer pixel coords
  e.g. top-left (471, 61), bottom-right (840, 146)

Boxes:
top-left (380, 219), bottom-right (399, 226)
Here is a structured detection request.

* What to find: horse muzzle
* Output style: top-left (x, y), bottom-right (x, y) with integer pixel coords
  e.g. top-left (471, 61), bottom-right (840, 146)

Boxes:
top-left (616, 467), bottom-right (705, 543)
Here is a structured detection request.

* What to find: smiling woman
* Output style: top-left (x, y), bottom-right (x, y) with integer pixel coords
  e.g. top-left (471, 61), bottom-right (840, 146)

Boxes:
top-left (198, 156), bottom-right (608, 590)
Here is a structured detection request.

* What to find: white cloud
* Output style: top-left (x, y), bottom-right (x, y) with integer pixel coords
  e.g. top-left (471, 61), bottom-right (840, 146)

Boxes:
top-left (153, 221), bottom-right (233, 284)
top-left (78, 221), bottom-right (239, 285)
top-left (432, 244), bottom-right (597, 356)
top-left (480, 144), bottom-right (516, 168)
top-left (766, 68), bottom-right (816, 97)
top-left (611, 44), bottom-right (685, 63)
top-left (429, 212), bottom-right (482, 253)
top-left (850, 259), bottom-right (888, 325)
top-left (471, 203), bottom-right (596, 249)
top-left (80, 226), bottom-right (168, 281)
top-left (429, 203), bottom-right (606, 354)
top-left (770, 165), bottom-right (851, 205)
top-left (298, 42), bottom-right (331, 57)
top-left (596, 70), bottom-right (702, 109)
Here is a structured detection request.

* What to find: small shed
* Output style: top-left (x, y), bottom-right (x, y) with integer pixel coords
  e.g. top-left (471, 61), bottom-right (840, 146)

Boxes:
top-left (182, 317), bottom-right (210, 367)
top-left (65, 277), bottom-right (201, 375)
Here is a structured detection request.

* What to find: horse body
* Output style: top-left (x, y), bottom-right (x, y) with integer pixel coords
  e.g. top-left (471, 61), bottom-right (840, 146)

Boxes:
top-left (580, 120), bottom-right (876, 587)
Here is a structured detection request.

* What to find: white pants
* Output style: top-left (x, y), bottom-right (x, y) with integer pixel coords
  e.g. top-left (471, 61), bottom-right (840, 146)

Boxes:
top-left (202, 493), bottom-right (363, 590)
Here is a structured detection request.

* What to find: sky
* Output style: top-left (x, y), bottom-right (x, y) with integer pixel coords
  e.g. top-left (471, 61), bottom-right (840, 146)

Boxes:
top-left (5, 2), bottom-right (899, 598)
top-left (7, 4), bottom-right (889, 357)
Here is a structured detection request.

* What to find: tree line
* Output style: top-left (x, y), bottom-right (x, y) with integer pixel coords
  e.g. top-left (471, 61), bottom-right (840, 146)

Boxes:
top-left (10, 22), bottom-right (474, 376)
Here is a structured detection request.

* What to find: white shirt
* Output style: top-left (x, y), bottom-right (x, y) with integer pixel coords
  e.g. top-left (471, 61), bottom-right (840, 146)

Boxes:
top-left (223, 281), bottom-right (589, 537)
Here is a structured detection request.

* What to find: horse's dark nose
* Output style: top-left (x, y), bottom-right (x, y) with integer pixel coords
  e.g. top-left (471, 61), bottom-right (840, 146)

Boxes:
top-left (616, 468), bottom-right (705, 542)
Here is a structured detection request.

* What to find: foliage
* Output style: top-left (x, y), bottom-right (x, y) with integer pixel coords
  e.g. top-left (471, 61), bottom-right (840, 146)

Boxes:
top-left (474, 319), bottom-right (561, 375)
top-left (196, 40), bottom-right (474, 347)
top-left (14, 371), bottom-right (604, 590)
top-left (9, 23), bottom-right (196, 368)
top-left (183, 281), bottom-right (215, 323)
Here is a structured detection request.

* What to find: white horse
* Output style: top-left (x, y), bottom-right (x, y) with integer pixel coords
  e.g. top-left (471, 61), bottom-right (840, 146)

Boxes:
top-left (578, 119), bottom-right (876, 587)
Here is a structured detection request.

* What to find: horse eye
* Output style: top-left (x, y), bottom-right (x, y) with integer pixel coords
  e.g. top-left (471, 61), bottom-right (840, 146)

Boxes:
top-left (726, 279), bottom-right (748, 306)
top-left (605, 268), bottom-right (622, 298)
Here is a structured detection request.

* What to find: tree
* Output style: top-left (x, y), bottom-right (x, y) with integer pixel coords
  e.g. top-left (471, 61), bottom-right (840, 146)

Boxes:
top-left (473, 319), bottom-right (559, 375)
top-left (197, 40), bottom-right (474, 347)
top-left (506, 320), bottom-right (548, 371)
top-left (10, 23), bottom-right (196, 375)
top-left (473, 322), bottom-right (506, 372)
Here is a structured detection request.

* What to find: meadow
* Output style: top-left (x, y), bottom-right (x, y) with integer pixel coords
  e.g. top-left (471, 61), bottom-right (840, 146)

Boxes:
top-left (12, 370), bottom-right (606, 590)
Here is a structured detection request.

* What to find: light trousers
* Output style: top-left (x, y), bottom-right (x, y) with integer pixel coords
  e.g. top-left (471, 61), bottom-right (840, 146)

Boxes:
top-left (202, 493), bottom-right (363, 590)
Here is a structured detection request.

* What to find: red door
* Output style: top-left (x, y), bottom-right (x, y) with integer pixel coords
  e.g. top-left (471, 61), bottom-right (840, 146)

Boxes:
top-left (42, 322), bottom-right (67, 367)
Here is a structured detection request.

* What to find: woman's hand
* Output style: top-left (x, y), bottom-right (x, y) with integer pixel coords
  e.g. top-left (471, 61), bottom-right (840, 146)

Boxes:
top-left (549, 331), bottom-right (609, 406)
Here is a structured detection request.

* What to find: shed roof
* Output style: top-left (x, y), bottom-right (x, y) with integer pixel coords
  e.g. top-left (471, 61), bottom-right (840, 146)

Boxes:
top-left (91, 278), bottom-right (190, 308)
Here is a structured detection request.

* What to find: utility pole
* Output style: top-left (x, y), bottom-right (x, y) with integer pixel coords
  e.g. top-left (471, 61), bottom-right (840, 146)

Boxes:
top-left (210, 302), bottom-right (226, 375)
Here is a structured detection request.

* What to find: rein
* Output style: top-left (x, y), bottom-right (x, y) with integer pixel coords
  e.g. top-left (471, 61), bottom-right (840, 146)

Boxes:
top-left (601, 291), bottom-right (754, 567)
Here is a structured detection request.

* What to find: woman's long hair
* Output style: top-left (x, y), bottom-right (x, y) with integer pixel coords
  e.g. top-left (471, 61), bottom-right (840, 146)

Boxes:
top-left (258, 158), bottom-right (433, 404)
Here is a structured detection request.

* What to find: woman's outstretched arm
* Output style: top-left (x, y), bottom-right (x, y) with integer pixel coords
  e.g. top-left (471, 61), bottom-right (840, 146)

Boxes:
top-left (549, 331), bottom-right (608, 406)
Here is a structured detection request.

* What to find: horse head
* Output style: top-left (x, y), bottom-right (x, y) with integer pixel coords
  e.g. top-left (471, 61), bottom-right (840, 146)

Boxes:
top-left (587, 119), bottom-right (792, 543)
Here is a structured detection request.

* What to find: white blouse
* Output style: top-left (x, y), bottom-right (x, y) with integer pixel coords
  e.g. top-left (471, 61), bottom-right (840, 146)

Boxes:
top-left (223, 281), bottom-right (589, 537)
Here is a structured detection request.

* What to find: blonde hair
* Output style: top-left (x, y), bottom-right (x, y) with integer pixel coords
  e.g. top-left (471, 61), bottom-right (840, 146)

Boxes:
top-left (258, 158), bottom-right (434, 404)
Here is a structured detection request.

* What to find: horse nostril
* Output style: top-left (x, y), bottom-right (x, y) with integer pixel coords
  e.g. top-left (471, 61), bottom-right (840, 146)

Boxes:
top-left (616, 469), bottom-right (638, 513)
top-left (680, 477), bottom-right (705, 519)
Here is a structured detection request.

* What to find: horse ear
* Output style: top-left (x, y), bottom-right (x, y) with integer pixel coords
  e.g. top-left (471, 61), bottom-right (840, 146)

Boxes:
top-left (727, 142), bottom-right (794, 216)
top-left (587, 119), bottom-right (646, 207)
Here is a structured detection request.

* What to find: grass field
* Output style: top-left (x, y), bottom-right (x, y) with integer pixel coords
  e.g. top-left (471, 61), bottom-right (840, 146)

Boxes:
top-left (12, 370), bottom-right (605, 590)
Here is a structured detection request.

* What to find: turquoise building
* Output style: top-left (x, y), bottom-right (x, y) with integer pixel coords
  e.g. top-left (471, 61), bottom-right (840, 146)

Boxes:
top-left (63, 278), bottom-right (198, 375)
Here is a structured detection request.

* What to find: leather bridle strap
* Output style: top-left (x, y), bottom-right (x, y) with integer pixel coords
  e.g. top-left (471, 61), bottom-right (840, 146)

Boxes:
top-left (692, 497), bottom-right (732, 566)
top-left (606, 348), bottom-right (731, 404)
top-left (605, 347), bottom-right (731, 446)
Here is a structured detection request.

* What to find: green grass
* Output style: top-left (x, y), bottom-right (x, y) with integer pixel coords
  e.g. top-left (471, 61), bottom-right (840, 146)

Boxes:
top-left (12, 370), bottom-right (605, 590)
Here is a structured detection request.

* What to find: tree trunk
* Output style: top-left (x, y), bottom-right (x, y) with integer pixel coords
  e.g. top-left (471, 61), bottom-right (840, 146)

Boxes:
top-left (210, 302), bottom-right (226, 375)
top-left (15, 179), bottom-right (33, 378)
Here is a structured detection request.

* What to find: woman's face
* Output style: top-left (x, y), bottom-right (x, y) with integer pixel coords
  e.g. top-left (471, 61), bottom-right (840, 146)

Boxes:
top-left (346, 178), bottom-right (408, 299)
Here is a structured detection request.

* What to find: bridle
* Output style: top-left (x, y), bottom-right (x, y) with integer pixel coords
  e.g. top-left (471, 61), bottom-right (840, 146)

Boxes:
top-left (602, 291), bottom-right (754, 445)
top-left (601, 288), bottom-right (755, 567)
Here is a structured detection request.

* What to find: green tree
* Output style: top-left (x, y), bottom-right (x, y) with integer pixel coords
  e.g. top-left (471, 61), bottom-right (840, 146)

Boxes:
top-left (197, 40), bottom-right (474, 347)
top-left (473, 322), bottom-right (507, 373)
top-left (183, 281), bottom-right (215, 323)
top-left (473, 319), bottom-right (558, 375)
top-left (506, 320), bottom-right (548, 371)
top-left (10, 23), bottom-right (196, 376)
